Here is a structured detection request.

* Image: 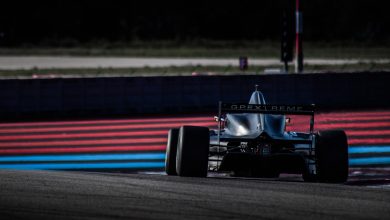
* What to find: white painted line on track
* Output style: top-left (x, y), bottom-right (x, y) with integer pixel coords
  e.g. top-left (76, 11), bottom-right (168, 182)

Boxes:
top-left (1, 56), bottom-right (389, 70)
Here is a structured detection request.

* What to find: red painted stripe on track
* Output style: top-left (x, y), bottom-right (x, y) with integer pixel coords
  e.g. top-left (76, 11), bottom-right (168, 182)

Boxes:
top-left (0, 122), bottom-right (216, 134)
top-left (0, 110), bottom-right (389, 156)
top-left (286, 118), bottom-right (390, 125)
top-left (0, 130), bottom-right (168, 141)
top-left (0, 130), bottom-right (387, 145)
top-left (284, 112), bottom-right (390, 122)
top-left (348, 138), bottom-right (390, 145)
top-left (346, 130), bottom-right (390, 136)
top-left (289, 130), bottom-right (390, 136)
top-left (287, 121), bottom-right (390, 130)
top-left (3, 118), bottom-right (387, 135)
top-left (1, 111), bottom-right (387, 129)
top-left (316, 115), bottom-right (390, 121)
top-left (0, 138), bottom-right (166, 148)
top-left (0, 117), bottom-right (213, 128)
top-left (0, 145), bottom-right (166, 155)
top-left (316, 111), bottom-right (390, 117)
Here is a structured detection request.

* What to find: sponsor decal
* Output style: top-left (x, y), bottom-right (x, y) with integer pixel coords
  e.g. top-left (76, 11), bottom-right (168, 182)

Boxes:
top-left (221, 103), bottom-right (313, 114)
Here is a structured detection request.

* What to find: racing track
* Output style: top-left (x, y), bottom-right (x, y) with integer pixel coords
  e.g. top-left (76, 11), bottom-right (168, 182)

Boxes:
top-left (1, 110), bottom-right (390, 219)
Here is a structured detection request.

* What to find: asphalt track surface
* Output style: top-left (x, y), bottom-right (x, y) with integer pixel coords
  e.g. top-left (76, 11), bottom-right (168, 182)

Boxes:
top-left (1, 56), bottom-right (390, 69)
top-left (1, 169), bottom-right (390, 220)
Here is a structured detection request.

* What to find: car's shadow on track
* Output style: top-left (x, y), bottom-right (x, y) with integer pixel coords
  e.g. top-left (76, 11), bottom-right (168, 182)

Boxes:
top-left (75, 169), bottom-right (390, 187)
top-left (208, 172), bottom-right (390, 187)
top-left (208, 172), bottom-right (315, 183)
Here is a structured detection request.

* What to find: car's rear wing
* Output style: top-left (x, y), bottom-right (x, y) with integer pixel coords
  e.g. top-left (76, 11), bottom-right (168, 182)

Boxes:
top-left (218, 102), bottom-right (315, 133)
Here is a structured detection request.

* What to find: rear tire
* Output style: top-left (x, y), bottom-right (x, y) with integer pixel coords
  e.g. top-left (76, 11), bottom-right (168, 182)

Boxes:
top-left (316, 130), bottom-right (349, 183)
top-left (165, 128), bottom-right (179, 175)
top-left (176, 126), bottom-right (210, 177)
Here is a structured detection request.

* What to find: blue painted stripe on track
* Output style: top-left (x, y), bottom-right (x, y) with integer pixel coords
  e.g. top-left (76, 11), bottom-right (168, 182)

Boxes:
top-left (0, 162), bottom-right (165, 170)
top-left (0, 153), bottom-right (166, 162)
top-left (1, 148), bottom-right (389, 169)
top-left (349, 157), bottom-right (390, 166)
top-left (348, 146), bottom-right (390, 154)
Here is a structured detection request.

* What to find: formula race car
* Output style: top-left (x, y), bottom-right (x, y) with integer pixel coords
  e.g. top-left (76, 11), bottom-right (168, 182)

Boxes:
top-left (165, 86), bottom-right (349, 183)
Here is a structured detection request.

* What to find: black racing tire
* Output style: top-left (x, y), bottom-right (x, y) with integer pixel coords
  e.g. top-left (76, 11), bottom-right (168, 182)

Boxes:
top-left (176, 126), bottom-right (210, 177)
top-left (316, 130), bottom-right (349, 183)
top-left (165, 128), bottom-right (179, 175)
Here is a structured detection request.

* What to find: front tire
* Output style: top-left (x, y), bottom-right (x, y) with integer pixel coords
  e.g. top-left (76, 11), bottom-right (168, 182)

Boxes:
top-left (176, 126), bottom-right (210, 177)
top-left (316, 130), bottom-right (349, 183)
top-left (165, 128), bottom-right (179, 175)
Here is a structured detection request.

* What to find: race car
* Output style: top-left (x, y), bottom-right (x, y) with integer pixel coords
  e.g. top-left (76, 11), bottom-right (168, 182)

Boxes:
top-left (165, 86), bottom-right (349, 183)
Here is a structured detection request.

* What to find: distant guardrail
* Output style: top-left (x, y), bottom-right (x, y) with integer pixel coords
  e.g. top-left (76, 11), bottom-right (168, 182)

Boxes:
top-left (0, 72), bottom-right (389, 119)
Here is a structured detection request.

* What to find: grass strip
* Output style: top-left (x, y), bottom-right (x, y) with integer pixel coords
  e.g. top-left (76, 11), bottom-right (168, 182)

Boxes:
top-left (1, 62), bottom-right (390, 78)
top-left (1, 41), bottom-right (389, 59)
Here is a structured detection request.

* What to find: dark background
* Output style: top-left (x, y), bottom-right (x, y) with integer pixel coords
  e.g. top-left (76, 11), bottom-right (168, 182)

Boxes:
top-left (0, 0), bottom-right (389, 47)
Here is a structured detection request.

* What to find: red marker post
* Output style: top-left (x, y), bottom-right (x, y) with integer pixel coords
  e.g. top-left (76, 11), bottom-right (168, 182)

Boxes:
top-left (295, 0), bottom-right (303, 73)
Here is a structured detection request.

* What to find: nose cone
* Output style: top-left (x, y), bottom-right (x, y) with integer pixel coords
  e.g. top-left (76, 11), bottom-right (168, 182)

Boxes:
top-left (249, 91), bottom-right (266, 104)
